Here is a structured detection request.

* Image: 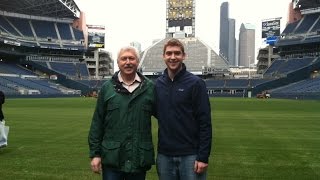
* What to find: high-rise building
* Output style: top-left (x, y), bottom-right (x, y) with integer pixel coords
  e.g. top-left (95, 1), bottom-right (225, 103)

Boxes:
top-left (228, 18), bottom-right (236, 66)
top-left (166, 0), bottom-right (195, 38)
top-left (235, 39), bottom-right (239, 66)
top-left (219, 2), bottom-right (236, 66)
top-left (238, 23), bottom-right (255, 67)
top-left (219, 2), bottom-right (229, 60)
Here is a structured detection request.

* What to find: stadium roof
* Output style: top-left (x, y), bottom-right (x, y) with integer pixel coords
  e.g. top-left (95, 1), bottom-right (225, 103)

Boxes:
top-left (0, 0), bottom-right (80, 19)
top-left (294, 0), bottom-right (320, 9)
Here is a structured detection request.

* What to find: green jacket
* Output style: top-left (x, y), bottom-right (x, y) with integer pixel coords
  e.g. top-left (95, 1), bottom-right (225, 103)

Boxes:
top-left (88, 72), bottom-right (155, 173)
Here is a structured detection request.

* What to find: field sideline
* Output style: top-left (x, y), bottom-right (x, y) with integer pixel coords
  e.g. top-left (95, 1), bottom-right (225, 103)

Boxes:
top-left (0, 97), bottom-right (319, 180)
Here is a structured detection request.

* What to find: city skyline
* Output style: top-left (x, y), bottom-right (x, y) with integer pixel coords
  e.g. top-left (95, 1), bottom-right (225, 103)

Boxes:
top-left (75, 0), bottom-right (291, 62)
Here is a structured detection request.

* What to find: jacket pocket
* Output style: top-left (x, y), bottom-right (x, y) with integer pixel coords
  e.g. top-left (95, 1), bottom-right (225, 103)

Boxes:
top-left (107, 103), bottom-right (119, 111)
top-left (139, 142), bottom-right (155, 167)
top-left (140, 104), bottom-right (152, 130)
top-left (105, 103), bottom-right (120, 128)
top-left (101, 141), bottom-right (121, 168)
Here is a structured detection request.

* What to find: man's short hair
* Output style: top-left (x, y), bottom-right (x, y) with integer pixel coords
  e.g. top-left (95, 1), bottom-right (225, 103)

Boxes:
top-left (163, 38), bottom-right (185, 55)
top-left (117, 46), bottom-right (140, 62)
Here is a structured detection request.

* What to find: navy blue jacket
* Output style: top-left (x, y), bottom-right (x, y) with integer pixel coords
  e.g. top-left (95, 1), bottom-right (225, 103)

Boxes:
top-left (155, 64), bottom-right (212, 163)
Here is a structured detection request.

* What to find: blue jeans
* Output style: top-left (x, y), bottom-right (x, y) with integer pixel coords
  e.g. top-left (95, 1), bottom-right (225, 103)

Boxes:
top-left (102, 168), bottom-right (146, 180)
top-left (156, 153), bottom-right (207, 180)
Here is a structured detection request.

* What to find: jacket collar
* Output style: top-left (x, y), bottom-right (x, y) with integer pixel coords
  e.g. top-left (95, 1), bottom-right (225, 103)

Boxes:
top-left (163, 63), bottom-right (186, 81)
top-left (112, 71), bottom-right (146, 94)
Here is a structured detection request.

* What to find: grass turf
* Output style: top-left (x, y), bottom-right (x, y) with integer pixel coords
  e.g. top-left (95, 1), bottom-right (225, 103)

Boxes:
top-left (0, 97), bottom-right (319, 180)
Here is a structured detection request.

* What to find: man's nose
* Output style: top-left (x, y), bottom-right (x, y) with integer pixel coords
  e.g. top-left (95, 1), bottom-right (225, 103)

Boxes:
top-left (170, 53), bottom-right (176, 59)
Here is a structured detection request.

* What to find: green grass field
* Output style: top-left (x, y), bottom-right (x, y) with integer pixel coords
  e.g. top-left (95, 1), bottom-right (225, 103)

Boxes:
top-left (0, 97), bottom-right (320, 180)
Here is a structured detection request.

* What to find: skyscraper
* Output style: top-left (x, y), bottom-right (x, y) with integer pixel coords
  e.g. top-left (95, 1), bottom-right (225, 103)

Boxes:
top-left (219, 2), bottom-right (236, 66)
top-left (219, 2), bottom-right (229, 60)
top-left (238, 23), bottom-right (255, 67)
top-left (228, 18), bottom-right (236, 66)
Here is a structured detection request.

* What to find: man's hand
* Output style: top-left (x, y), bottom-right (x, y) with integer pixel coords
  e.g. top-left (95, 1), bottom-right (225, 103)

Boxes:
top-left (91, 157), bottom-right (102, 174)
top-left (194, 160), bottom-right (208, 174)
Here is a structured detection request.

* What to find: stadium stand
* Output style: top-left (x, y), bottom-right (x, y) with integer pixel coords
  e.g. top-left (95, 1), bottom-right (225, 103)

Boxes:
top-left (0, 0), bottom-right (108, 97)
top-left (1, 0), bottom-right (320, 99)
top-left (249, 1), bottom-right (320, 99)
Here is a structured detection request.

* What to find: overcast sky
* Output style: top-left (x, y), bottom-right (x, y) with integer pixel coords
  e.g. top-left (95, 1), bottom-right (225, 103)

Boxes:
top-left (75, 0), bottom-right (291, 61)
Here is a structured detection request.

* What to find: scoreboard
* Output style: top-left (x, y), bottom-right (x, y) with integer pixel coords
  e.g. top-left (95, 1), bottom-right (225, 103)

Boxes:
top-left (167, 0), bottom-right (195, 36)
top-left (261, 19), bottom-right (280, 38)
top-left (87, 25), bottom-right (105, 49)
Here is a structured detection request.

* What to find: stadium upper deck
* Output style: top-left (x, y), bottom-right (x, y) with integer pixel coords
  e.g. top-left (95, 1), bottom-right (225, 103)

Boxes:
top-left (0, 0), bottom-right (86, 49)
top-left (0, 0), bottom-right (80, 18)
top-left (0, 0), bottom-right (100, 96)
top-left (293, 0), bottom-right (320, 11)
top-left (276, 0), bottom-right (320, 53)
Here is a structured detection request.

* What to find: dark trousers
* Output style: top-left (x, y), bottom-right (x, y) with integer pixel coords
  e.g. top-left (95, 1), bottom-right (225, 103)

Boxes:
top-left (102, 168), bottom-right (146, 180)
top-left (0, 105), bottom-right (3, 121)
top-left (0, 111), bottom-right (3, 121)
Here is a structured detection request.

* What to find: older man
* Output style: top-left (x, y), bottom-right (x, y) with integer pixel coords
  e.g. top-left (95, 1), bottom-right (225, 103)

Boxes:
top-left (88, 46), bottom-right (155, 180)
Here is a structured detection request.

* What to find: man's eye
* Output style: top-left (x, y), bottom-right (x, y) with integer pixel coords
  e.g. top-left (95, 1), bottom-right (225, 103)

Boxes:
top-left (165, 51), bottom-right (182, 56)
top-left (165, 52), bottom-right (173, 56)
top-left (120, 56), bottom-right (136, 61)
top-left (174, 51), bottom-right (182, 55)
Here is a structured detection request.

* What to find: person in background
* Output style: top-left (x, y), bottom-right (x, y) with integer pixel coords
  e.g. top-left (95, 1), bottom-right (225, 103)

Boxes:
top-left (155, 38), bottom-right (212, 180)
top-left (0, 90), bottom-right (7, 148)
top-left (0, 90), bottom-right (5, 122)
top-left (88, 46), bottom-right (156, 180)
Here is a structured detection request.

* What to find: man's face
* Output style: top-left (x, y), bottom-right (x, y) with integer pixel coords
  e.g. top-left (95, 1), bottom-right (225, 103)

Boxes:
top-left (117, 51), bottom-right (138, 76)
top-left (163, 46), bottom-right (185, 73)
